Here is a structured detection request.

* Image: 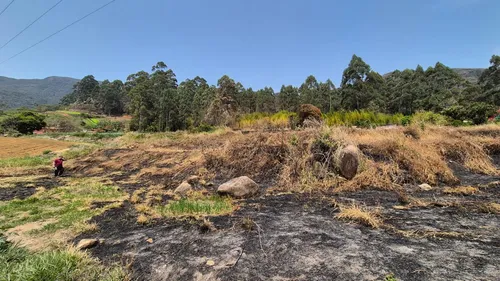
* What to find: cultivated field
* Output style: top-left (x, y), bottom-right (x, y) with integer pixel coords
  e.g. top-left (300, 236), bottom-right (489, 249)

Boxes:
top-left (0, 124), bottom-right (499, 281)
top-left (0, 137), bottom-right (75, 159)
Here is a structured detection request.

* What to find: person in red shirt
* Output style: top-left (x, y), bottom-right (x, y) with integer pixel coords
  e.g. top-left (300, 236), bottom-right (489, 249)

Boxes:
top-left (53, 155), bottom-right (65, 177)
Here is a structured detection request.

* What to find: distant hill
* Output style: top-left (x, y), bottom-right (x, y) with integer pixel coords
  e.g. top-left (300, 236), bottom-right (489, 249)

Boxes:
top-left (451, 68), bottom-right (485, 83)
top-left (0, 76), bottom-right (78, 109)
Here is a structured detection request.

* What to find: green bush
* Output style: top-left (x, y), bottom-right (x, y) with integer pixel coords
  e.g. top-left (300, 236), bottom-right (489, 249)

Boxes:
top-left (94, 120), bottom-right (124, 132)
top-left (324, 110), bottom-right (405, 127)
top-left (189, 123), bottom-right (215, 133)
top-left (442, 103), bottom-right (496, 125)
top-left (411, 111), bottom-right (449, 126)
top-left (0, 111), bottom-right (46, 135)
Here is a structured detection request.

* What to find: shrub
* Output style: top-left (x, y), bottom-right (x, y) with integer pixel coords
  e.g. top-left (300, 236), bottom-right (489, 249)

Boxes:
top-left (94, 120), bottom-right (124, 132)
top-left (0, 111), bottom-right (46, 134)
top-left (323, 110), bottom-right (405, 127)
top-left (411, 111), bottom-right (448, 126)
top-left (189, 123), bottom-right (215, 133)
top-left (443, 103), bottom-right (496, 125)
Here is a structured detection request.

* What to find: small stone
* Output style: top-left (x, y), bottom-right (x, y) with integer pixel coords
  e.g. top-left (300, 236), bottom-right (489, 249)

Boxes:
top-left (174, 181), bottom-right (193, 195)
top-left (186, 175), bottom-right (199, 185)
top-left (146, 238), bottom-right (153, 243)
top-left (419, 183), bottom-right (432, 191)
top-left (76, 238), bottom-right (99, 250)
top-left (206, 259), bottom-right (215, 266)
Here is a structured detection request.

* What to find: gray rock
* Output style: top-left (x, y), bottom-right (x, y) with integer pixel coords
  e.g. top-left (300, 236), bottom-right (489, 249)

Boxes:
top-left (186, 175), bottom-right (199, 185)
top-left (217, 176), bottom-right (259, 198)
top-left (419, 183), bottom-right (433, 191)
top-left (338, 145), bottom-right (359, 180)
top-left (76, 238), bottom-right (99, 250)
top-left (174, 181), bottom-right (193, 195)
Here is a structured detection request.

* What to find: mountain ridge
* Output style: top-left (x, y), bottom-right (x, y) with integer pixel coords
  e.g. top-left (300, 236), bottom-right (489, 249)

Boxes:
top-left (0, 76), bottom-right (78, 108)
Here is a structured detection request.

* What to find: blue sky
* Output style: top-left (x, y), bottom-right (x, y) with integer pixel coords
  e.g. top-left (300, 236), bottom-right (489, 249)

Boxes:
top-left (0, 0), bottom-right (498, 89)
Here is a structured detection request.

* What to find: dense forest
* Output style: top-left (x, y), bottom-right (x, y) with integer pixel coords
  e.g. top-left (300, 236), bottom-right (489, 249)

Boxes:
top-left (61, 54), bottom-right (500, 131)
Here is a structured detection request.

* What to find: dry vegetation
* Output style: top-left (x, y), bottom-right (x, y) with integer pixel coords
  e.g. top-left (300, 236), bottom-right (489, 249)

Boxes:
top-left (0, 123), bottom-right (499, 280)
top-left (0, 137), bottom-right (76, 159)
top-left (335, 203), bottom-right (383, 228)
top-left (443, 186), bottom-right (480, 195)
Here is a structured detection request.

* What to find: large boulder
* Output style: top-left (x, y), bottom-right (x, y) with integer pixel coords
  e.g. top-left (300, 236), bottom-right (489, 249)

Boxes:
top-left (174, 181), bottom-right (193, 195)
top-left (298, 104), bottom-right (322, 125)
top-left (337, 145), bottom-right (359, 180)
top-left (217, 176), bottom-right (259, 198)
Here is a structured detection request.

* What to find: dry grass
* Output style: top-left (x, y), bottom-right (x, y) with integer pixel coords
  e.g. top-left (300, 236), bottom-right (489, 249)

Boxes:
top-left (136, 214), bottom-right (150, 225)
top-left (391, 228), bottom-right (464, 239)
top-left (335, 204), bottom-right (383, 228)
top-left (443, 186), bottom-right (479, 195)
top-left (355, 130), bottom-right (457, 185)
top-left (336, 161), bottom-right (399, 192)
top-left (0, 137), bottom-right (76, 159)
top-left (436, 131), bottom-right (498, 176)
top-left (130, 188), bottom-right (146, 204)
top-left (480, 202), bottom-right (500, 213)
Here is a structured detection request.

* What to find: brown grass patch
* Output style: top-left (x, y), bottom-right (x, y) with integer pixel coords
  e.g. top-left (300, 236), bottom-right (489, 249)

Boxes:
top-left (354, 130), bottom-right (457, 185)
top-left (443, 186), bottom-right (479, 195)
top-left (335, 204), bottom-right (382, 228)
top-left (0, 137), bottom-right (76, 159)
top-left (336, 161), bottom-right (399, 192)
top-left (480, 202), bottom-right (500, 213)
top-left (204, 132), bottom-right (289, 183)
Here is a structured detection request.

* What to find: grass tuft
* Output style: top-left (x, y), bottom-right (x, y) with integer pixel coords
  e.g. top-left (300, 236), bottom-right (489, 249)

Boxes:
top-left (0, 239), bottom-right (127, 281)
top-left (157, 195), bottom-right (233, 217)
top-left (335, 204), bottom-right (382, 228)
top-left (443, 186), bottom-right (479, 195)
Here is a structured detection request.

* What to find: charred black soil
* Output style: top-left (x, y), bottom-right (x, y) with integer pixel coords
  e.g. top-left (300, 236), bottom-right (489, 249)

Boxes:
top-left (0, 186), bottom-right (36, 201)
top-left (77, 190), bottom-right (500, 281)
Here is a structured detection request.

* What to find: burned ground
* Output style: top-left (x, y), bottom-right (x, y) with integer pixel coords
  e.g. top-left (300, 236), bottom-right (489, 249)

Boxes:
top-left (78, 191), bottom-right (500, 281)
top-left (3, 126), bottom-right (500, 280)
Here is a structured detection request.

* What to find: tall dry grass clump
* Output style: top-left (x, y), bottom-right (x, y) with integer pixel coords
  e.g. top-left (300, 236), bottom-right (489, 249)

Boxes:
top-left (277, 126), bottom-right (357, 193)
top-left (429, 127), bottom-right (499, 176)
top-left (335, 203), bottom-right (383, 228)
top-left (354, 129), bottom-right (457, 185)
top-left (203, 132), bottom-right (289, 183)
top-left (336, 160), bottom-right (400, 192)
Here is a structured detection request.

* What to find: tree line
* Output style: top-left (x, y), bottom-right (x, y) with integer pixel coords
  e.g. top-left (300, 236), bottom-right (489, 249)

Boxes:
top-left (61, 54), bottom-right (500, 131)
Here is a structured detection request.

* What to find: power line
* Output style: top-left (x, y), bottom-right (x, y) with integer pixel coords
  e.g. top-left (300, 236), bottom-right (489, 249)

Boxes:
top-left (0, 0), bottom-right (116, 65)
top-left (0, 0), bottom-right (64, 50)
top-left (0, 0), bottom-right (15, 18)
